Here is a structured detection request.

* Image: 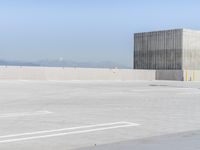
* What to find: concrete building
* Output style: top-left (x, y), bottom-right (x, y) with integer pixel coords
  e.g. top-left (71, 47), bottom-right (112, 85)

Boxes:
top-left (134, 29), bottom-right (200, 70)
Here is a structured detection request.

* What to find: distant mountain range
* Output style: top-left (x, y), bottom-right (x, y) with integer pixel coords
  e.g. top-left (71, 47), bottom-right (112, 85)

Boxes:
top-left (0, 60), bottom-right (40, 67)
top-left (0, 59), bottom-right (130, 69)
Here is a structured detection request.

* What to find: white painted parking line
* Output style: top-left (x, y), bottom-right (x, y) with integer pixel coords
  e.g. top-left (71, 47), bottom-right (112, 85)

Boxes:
top-left (0, 122), bottom-right (139, 143)
top-left (0, 111), bottom-right (52, 118)
top-left (177, 92), bottom-right (200, 95)
top-left (0, 122), bottom-right (137, 138)
top-left (131, 88), bottom-right (199, 92)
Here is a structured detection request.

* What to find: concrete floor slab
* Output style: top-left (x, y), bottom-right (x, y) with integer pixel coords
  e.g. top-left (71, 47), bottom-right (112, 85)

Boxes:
top-left (0, 80), bottom-right (200, 149)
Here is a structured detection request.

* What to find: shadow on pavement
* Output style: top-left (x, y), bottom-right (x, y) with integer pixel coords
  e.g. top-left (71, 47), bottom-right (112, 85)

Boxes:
top-left (76, 130), bottom-right (200, 150)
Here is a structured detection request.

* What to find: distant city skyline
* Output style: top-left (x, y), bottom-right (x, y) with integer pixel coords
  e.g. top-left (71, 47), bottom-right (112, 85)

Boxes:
top-left (0, 0), bottom-right (200, 68)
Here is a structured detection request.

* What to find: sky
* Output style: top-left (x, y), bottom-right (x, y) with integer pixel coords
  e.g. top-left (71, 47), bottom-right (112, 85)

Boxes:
top-left (0, 0), bottom-right (200, 67)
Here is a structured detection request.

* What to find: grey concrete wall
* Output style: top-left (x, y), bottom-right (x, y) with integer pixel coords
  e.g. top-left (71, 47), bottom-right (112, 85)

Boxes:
top-left (0, 66), bottom-right (156, 81)
top-left (155, 70), bottom-right (200, 81)
top-left (154, 69), bottom-right (200, 81)
top-left (2, 66), bottom-right (200, 81)
top-left (134, 29), bottom-right (183, 70)
top-left (182, 29), bottom-right (200, 70)
top-left (183, 70), bottom-right (200, 81)
top-left (156, 70), bottom-right (183, 81)
top-left (155, 69), bottom-right (200, 81)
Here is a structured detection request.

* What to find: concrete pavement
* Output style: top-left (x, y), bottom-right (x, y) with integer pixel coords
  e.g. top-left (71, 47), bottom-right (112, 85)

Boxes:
top-left (0, 80), bottom-right (200, 149)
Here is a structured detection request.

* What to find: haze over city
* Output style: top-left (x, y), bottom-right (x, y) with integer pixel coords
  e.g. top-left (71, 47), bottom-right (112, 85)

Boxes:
top-left (0, 0), bottom-right (200, 68)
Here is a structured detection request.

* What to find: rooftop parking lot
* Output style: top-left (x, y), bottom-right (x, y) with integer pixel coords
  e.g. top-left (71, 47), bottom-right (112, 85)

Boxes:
top-left (0, 80), bottom-right (200, 150)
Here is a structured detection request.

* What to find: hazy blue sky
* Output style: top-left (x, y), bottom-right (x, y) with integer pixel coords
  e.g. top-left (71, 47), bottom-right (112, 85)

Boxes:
top-left (0, 0), bottom-right (200, 67)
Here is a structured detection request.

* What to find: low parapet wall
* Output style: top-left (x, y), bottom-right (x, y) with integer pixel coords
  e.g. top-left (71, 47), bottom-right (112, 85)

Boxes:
top-left (155, 70), bottom-right (200, 81)
top-left (156, 70), bottom-right (183, 81)
top-left (0, 66), bottom-right (156, 81)
top-left (1, 66), bottom-right (199, 81)
top-left (183, 70), bottom-right (200, 81)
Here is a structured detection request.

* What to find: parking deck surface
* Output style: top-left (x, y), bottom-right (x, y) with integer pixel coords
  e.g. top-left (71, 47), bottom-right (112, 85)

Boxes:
top-left (0, 80), bottom-right (200, 149)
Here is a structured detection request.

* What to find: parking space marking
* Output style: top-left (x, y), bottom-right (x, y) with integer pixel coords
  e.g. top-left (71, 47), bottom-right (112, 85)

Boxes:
top-left (0, 122), bottom-right (139, 143)
top-left (177, 92), bottom-right (200, 95)
top-left (0, 111), bottom-right (52, 118)
top-left (131, 88), bottom-right (199, 92)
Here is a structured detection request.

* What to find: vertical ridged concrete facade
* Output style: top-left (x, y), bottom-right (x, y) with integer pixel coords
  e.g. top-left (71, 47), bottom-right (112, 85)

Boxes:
top-left (182, 29), bottom-right (200, 70)
top-left (134, 29), bottom-right (183, 70)
top-left (134, 29), bottom-right (200, 70)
